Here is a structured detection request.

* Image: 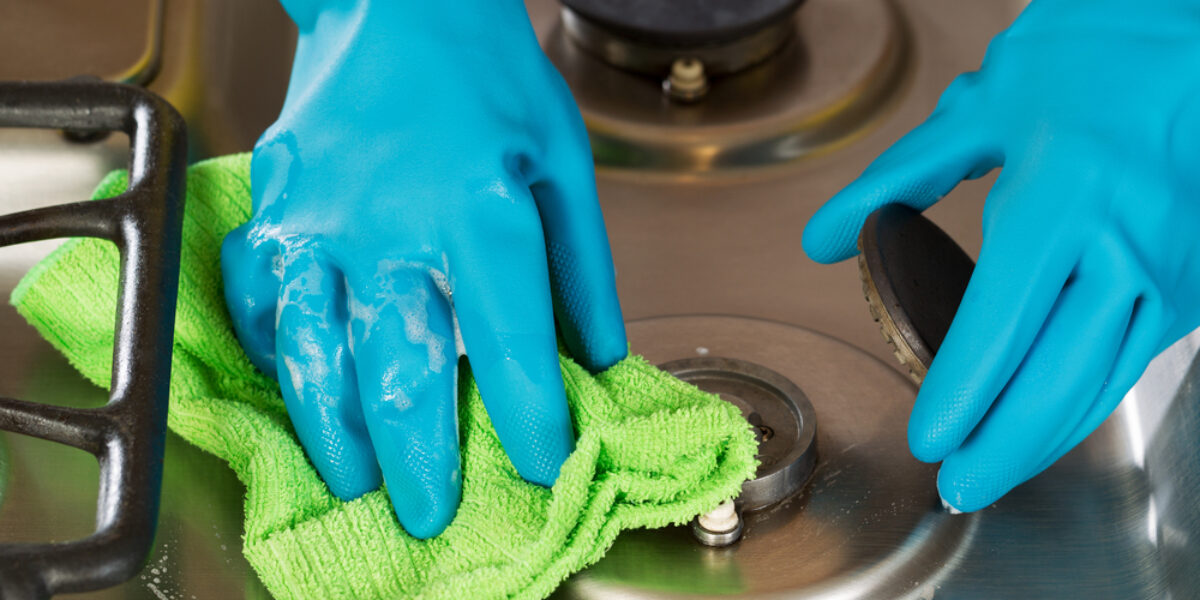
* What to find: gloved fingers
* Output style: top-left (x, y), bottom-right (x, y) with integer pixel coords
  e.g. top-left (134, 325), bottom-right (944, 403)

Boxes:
top-left (907, 169), bottom-right (1079, 464)
top-left (348, 266), bottom-right (462, 539)
top-left (530, 151), bottom-right (628, 372)
top-left (220, 223), bottom-right (282, 377)
top-left (1032, 291), bottom-right (1170, 475)
top-left (452, 195), bottom-right (575, 487)
top-left (274, 248), bottom-right (380, 500)
top-left (935, 266), bottom-right (1135, 511)
top-left (803, 107), bottom-right (1000, 264)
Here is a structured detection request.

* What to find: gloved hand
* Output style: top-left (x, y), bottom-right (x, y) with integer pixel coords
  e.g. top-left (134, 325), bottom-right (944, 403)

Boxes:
top-left (220, 0), bottom-right (627, 538)
top-left (803, 0), bottom-right (1200, 512)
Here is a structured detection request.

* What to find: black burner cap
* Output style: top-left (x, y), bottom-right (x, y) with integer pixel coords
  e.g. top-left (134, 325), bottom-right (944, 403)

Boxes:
top-left (858, 205), bottom-right (975, 379)
top-left (560, 0), bottom-right (805, 47)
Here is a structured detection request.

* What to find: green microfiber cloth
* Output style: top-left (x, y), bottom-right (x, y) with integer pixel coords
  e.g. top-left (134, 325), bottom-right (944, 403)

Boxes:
top-left (10, 153), bottom-right (757, 600)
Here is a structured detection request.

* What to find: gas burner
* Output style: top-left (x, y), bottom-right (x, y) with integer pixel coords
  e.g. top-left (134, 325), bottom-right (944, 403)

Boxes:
top-left (560, 0), bottom-right (804, 80)
top-left (552, 316), bottom-right (977, 599)
top-left (858, 204), bottom-right (974, 383)
top-left (545, 0), bottom-right (912, 173)
top-left (661, 356), bottom-right (817, 512)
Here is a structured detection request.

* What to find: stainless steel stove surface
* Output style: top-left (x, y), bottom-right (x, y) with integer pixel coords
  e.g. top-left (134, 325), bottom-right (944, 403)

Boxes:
top-left (3, 0), bottom-right (1199, 598)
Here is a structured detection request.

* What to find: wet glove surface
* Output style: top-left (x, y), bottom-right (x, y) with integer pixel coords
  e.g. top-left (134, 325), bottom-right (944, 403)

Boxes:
top-left (221, 0), bottom-right (627, 538)
top-left (803, 0), bottom-right (1200, 511)
top-left (12, 154), bottom-right (757, 600)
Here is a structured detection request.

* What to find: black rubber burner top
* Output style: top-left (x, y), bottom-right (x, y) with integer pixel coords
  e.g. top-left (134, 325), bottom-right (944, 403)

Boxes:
top-left (560, 0), bottom-right (805, 47)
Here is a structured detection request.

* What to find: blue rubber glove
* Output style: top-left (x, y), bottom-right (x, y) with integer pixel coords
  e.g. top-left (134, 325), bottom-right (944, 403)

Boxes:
top-left (220, 0), bottom-right (627, 539)
top-left (803, 0), bottom-right (1200, 512)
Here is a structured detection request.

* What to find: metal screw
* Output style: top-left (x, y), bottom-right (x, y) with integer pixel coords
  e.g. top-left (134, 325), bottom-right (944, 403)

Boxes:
top-left (663, 57), bottom-right (709, 102)
top-left (692, 500), bottom-right (743, 546)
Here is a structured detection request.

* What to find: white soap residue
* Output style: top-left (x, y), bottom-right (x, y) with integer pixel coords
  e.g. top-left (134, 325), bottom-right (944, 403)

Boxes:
top-left (348, 259), bottom-right (456, 377)
top-left (940, 495), bottom-right (964, 515)
top-left (379, 363), bottom-right (414, 412)
top-left (280, 325), bottom-right (336, 407)
top-left (282, 355), bottom-right (307, 403)
top-left (485, 178), bottom-right (516, 203)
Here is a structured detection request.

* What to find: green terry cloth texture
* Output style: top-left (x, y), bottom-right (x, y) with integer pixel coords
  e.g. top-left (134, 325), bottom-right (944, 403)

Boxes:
top-left (11, 153), bottom-right (757, 600)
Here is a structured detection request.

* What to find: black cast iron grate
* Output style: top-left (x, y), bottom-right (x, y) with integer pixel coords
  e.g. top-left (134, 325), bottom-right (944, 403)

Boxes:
top-left (0, 80), bottom-right (186, 599)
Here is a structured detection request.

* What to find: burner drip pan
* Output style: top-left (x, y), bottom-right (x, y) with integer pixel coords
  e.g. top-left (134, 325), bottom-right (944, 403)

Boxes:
top-left (551, 316), bottom-right (977, 600)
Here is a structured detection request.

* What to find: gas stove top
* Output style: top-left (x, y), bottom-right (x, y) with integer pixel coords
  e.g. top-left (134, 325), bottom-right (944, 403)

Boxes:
top-left (4, 1), bottom-right (1200, 598)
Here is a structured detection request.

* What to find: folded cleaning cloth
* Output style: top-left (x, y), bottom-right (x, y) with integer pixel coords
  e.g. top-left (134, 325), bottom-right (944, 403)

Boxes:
top-left (11, 153), bottom-right (757, 600)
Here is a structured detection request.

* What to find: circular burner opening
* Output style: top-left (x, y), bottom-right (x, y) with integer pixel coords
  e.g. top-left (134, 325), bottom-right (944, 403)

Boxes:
top-left (660, 356), bottom-right (817, 511)
top-left (544, 0), bottom-right (913, 173)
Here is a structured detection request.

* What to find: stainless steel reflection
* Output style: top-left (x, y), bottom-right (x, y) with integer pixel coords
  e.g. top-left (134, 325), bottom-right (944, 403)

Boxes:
top-left (0, 0), bottom-right (295, 157)
top-left (113, 0), bottom-right (165, 88)
top-left (2, 0), bottom-right (1198, 597)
